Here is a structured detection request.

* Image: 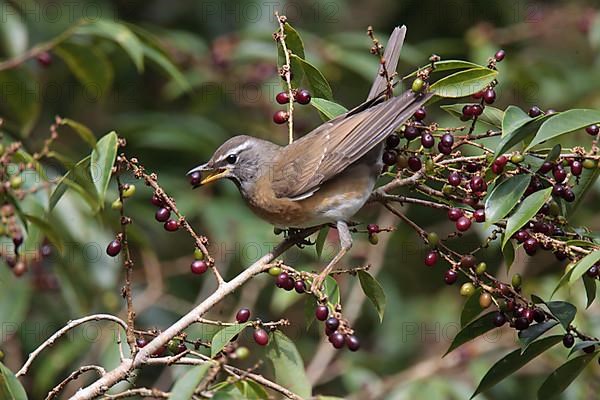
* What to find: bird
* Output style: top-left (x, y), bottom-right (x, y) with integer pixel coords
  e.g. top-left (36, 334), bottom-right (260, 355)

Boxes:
top-left (188, 26), bottom-right (432, 294)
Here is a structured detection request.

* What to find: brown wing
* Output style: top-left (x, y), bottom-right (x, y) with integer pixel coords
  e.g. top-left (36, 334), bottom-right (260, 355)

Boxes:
top-left (271, 90), bottom-right (432, 199)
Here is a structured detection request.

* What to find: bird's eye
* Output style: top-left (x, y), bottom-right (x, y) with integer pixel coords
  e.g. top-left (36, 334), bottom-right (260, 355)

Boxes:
top-left (226, 154), bottom-right (237, 164)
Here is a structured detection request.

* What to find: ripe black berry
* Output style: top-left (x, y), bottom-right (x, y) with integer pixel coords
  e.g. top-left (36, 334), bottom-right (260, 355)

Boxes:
top-left (276, 91), bottom-right (290, 104)
top-left (528, 106), bottom-right (542, 118)
top-left (345, 335), bottom-right (360, 351)
top-left (329, 331), bottom-right (345, 349)
top-left (151, 194), bottom-right (163, 207)
top-left (448, 172), bottom-right (462, 186)
top-left (586, 265), bottom-right (598, 278)
top-left (386, 133), bottom-right (400, 149)
top-left (438, 143), bottom-right (452, 155)
top-left (276, 272), bottom-right (294, 290)
top-left (470, 175), bottom-right (486, 192)
top-left (325, 317), bottom-right (340, 331)
top-left (315, 305), bottom-right (329, 321)
top-left (494, 49), bottom-right (506, 61)
top-left (136, 337), bottom-right (148, 348)
top-left (189, 171), bottom-right (201, 186)
top-left (273, 110), bottom-right (289, 124)
top-left (444, 269), bottom-right (458, 285)
top-left (404, 126), bottom-right (420, 141)
top-left (474, 209), bottom-right (485, 223)
top-left (562, 187), bottom-right (575, 202)
top-left (583, 344), bottom-right (595, 354)
top-left (155, 207), bottom-right (170, 222)
top-left (456, 216), bottom-right (472, 232)
top-left (294, 280), bottom-right (306, 293)
top-left (553, 166), bottom-right (567, 183)
top-left (448, 208), bottom-right (463, 221)
top-left (253, 328), bottom-right (269, 346)
top-left (164, 220), bottom-right (179, 231)
top-left (523, 237), bottom-right (538, 255)
top-left (514, 317), bottom-right (530, 330)
top-left (414, 107), bottom-right (427, 121)
top-left (236, 308), bottom-right (250, 323)
top-left (493, 312), bottom-right (506, 327)
top-left (586, 124), bottom-right (599, 136)
top-left (421, 132), bottom-right (435, 148)
top-left (295, 89), bottom-right (311, 105)
top-left (552, 184), bottom-right (565, 197)
top-left (382, 150), bottom-right (398, 166)
top-left (106, 240), bottom-right (122, 257)
top-left (562, 333), bottom-right (575, 348)
top-left (533, 308), bottom-right (545, 323)
top-left (571, 160), bottom-right (583, 176)
top-left (407, 156), bottom-right (422, 172)
top-left (483, 88), bottom-right (496, 104)
top-left (424, 250), bottom-right (438, 267)
top-left (441, 133), bottom-right (454, 148)
top-left (191, 260), bottom-right (208, 275)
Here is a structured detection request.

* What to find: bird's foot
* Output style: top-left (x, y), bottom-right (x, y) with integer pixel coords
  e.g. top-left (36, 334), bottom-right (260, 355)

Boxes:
top-left (310, 271), bottom-right (327, 296)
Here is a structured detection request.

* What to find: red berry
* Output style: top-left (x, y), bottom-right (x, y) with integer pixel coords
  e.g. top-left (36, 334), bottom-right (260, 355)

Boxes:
top-left (586, 124), bottom-right (599, 136)
top-left (448, 208), bottom-right (463, 221)
top-left (189, 171), bottom-right (201, 186)
top-left (295, 89), bottom-right (311, 105)
top-left (462, 104), bottom-right (474, 117)
top-left (414, 107), bottom-right (427, 121)
top-left (539, 162), bottom-right (554, 174)
top-left (444, 269), bottom-right (458, 285)
top-left (522, 308), bottom-right (535, 323)
top-left (552, 184), bottom-right (565, 197)
top-left (523, 237), bottom-right (538, 255)
top-left (494, 49), bottom-right (506, 61)
top-left (562, 187), bottom-right (575, 203)
top-left (483, 88), bottom-right (496, 104)
top-left (472, 90), bottom-right (484, 100)
top-left (253, 329), bottom-right (269, 346)
top-left (191, 260), bottom-right (208, 275)
top-left (495, 155), bottom-right (508, 167)
top-left (470, 175), bottom-right (487, 192)
top-left (345, 334), bottom-right (360, 351)
top-left (491, 163), bottom-right (504, 174)
top-left (315, 305), bottom-right (329, 321)
top-left (424, 250), bottom-right (438, 267)
top-left (474, 209), bottom-right (485, 223)
top-left (273, 110), bottom-right (289, 124)
top-left (155, 207), bottom-right (171, 222)
top-left (407, 156), bottom-right (422, 172)
top-left (275, 91), bottom-right (290, 104)
top-left (456, 216), bottom-right (472, 232)
top-left (36, 51), bottom-right (52, 67)
top-left (471, 104), bottom-right (484, 116)
top-left (367, 224), bottom-right (380, 234)
top-left (236, 308), bottom-right (250, 323)
top-left (106, 240), bottom-right (122, 257)
top-left (164, 219), bottom-right (179, 231)
top-left (151, 194), bottom-right (163, 207)
top-left (553, 166), bottom-right (567, 183)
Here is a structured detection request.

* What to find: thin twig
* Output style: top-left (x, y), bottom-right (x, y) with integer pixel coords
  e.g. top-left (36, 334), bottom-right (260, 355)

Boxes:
top-left (45, 365), bottom-right (106, 400)
top-left (275, 12), bottom-right (295, 144)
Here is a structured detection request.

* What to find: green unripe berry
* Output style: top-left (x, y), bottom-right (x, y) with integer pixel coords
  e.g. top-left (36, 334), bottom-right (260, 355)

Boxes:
top-left (412, 78), bottom-right (425, 93)
top-left (511, 273), bottom-right (522, 288)
top-left (9, 176), bottom-right (22, 189)
top-left (475, 262), bottom-right (487, 275)
top-left (235, 346), bottom-right (250, 360)
top-left (549, 200), bottom-right (560, 217)
top-left (111, 198), bottom-right (122, 210)
top-left (425, 158), bottom-right (435, 173)
top-left (511, 153), bottom-right (524, 164)
top-left (583, 159), bottom-right (596, 169)
top-left (369, 233), bottom-right (379, 245)
top-left (194, 248), bottom-right (204, 260)
top-left (268, 266), bottom-right (282, 276)
top-left (167, 340), bottom-right (179, 354)
top-left (460, 282), bottom-right (476, 297)
top-left (427, 232), bottom-right (440, 248)
top-left (479, 292), bottom-right (492, 308)
top-left (442, 184), bottom-right (455, 195)
top-left (122, 184), bottom-right (136, 198)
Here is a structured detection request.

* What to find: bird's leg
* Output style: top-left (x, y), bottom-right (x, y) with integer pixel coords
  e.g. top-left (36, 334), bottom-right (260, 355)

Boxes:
top-left (311, 221), bottom-right (352, 296)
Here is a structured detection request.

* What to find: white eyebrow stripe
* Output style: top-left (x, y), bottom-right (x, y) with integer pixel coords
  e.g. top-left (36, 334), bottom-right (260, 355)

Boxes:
top-left (214, 142), bottom-right (252, 163)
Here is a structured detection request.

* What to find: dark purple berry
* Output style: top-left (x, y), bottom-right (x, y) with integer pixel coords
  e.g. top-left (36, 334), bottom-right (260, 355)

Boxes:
top-left (562, 188), bottom-right (575, 202)
top-left (483, 88), bottom-right (496, 104)
top-left (325, 317), bottom-right (340, 331)
top-left (236, 308), bottom-right (250, 323)
top-left (424, 250), bottom-right (438, 267)
top-left (106, 240), bottom-right (122, 257)
top-left (438, 142), bottom-right (452, 155)
top-left (456, 216), bottom-right (472, 232)
top-left (367, 224), bottom-right (380, 234)
top-left (471, 104), bottom-right (484, 116)
top-left (528, 106), bottom-right (542, 118)
top-left (136, 337), bottom-right (148, 348)
top-left (562, 333), bottom-right (575, 348)
top-left (276, 91), bottom-right (290, 104)
top-left (273, 110), bottom-right (289, 124)
top-left (470, 175), bottom-right (486, 192)
top-left (493, 312), bottom-right (506, 327)
top-left (164, 219), bottom-right (179, 231)
top-left (583, 345), bottom-right (595, 354)
top-left (407, 156), bottom-right (422, 172)
top-left (294, 280), bottom-right (306, 293)
top-left (586, 124), bottom-right (599, 136)
top-left (386, 133), bottom-right (400, 149)
top-left (421, 132), bottom-right (435, 148)
top-left (515, 317), bottom-right (530, 330)
top-left (474, 209), bottom-right (485, 223)
top-left (552, 184), bottom-right (565, 197)
top-left (155, 207), bottom-right (171, 222)
top-left (533, 308), bottom-right (546, 323)
top-left (382, 150), bottom-right (398, 166)
top-left (448, 208), bottom-right (463, 221)
top-left (448, 172), bottom-right (462, 186)
top-left (191, 260), bottom-right (208, 275)
top-left (346, 335), bottom-right (360, 351)
top-left (553, 166), bottom-right (567, 183)
top-left (295, 89), bottom-right (311, 105)
top-left (523, 237), bottom-right (538, 255)
top-left (189, 171), bottom-right (201, 186)
top-left (253, 329), bottom-right (269, 346)
top-left (329, 331), bottom-right (345, 349)
top-left (404, 126), bottom-right (420, 141)
top-left (571, 160), bottom-right (583, 176)
top-left (151, 194), bottom-right (163, 206)
top-left (494, 49), bottom-right (506, 61)
top-left (315, 305), bottom-right (329, 321)
top-left (441, 133), bottom-right (454, 148)
top-left (444, 269), bottom-right (458, 285)
top-left (414, 107), bottom-right (427, 121)
top-left (539, 162), bottom-right (554, 174)
top-left (586, 265), bottom-right (598, 278)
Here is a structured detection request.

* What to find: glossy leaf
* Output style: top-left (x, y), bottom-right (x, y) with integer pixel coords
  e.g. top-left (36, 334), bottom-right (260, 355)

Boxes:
top-left (484, 174), bottom-right (531, 226)
top-left (537, 353), bottom-right (597, 399)
top-left (311, 98), bottom-right (348, 120)
top-left (470, 335), bottom-right (563, 399)
top-left (282, 23), bottom-right (305, 59)
top-left (90, 131), bottom-right (118, 208)
top-left (291, 54), bottom-right (333, 100)
top-left (265, 331), bottom-right (311, 398)
top-left (503, 238), bottom-right (516, 272)
top-left (358, 270), bottom-right (386, 322)
top-left (502, 188), bottom-right (552, 248)
top-left (567, 250), bottom-right (600, 286)
top-left (59, 118), bottom-right (96, 148)
top-left (441, 104), bottom-right (503, 127)
top-left (0, 362), bottom-right (27, 400)
top-left (55, 42), bottom-right (113, 95)
top-left (582, 275), bottom-right (597, 309)
top-left (170, 364), bottom-right (211, 400)
top-left (404, 60), bottom-right (484, 79)
top-left (316, 227), bottom-right (329, 259)
top-left (495, 112), bottom-right (551, 158)
top-left (49, 156), bottom-right (99, 211)
top-left (210, 323), bottom-right (249, 358)
top-left (430, 67), bottom-right (498, 98)
top-left (75, 20), bottom-right (144, 71)
top-left (518, 320), bottom-right (558, 349)
top-left (501, 106), bottom-right (530, 138)
top-left (460, 287), bottom-right (483, 327)
top-left (545, 301), bottom-right (577, 330)
top-left (527, 109), bottom-right (600, 149)
top-left (444, 312), bottom-right (496, 356)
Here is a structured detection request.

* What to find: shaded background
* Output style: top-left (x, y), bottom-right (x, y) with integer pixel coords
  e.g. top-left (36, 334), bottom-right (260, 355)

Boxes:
top-left (1, 0), bottom-right (600, 398)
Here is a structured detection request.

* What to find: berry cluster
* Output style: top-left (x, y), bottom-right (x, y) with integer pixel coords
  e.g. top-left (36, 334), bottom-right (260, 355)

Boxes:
top-left (315, 305), bottom-right (360, 351)
top-left (273, 89), bottom-right (312, 124)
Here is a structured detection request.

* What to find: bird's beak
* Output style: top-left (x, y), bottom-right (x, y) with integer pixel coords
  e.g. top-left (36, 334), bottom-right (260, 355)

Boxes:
top-left (187, 164), bottom-right (231, 187)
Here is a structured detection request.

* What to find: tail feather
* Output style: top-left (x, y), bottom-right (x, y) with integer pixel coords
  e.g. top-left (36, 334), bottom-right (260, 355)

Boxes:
top-left (367, 25), bottom-right (406, 101)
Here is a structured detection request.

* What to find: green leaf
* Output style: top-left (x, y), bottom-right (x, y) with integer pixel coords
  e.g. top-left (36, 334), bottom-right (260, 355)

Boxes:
top-left (304, 296), bottom-right (317, 330)
top-left (503, 239), bottom-right (516, 272)
top-left (551, 265), bottom-right (574, 298)
top-left (567, 250), bottom-right (600, 286)
top-left (568, 340), bottom-right (599, 357)
top-left (430, 67), bottom-right (498, 98)
top-left (55, 42), bottom-right (113, 95)
top-left (282, 23), bottom-right (305, 59)
top-left (470, 335), bottom-right (563, 399)
top-left (323, 275), bottom-right (340, 305)
top-left (501, 106), bottom-right (531, 138)
top-left (527, 109), bottom-right (600, 150)
top-left (502, 188), bottom-right (552, 248)
top-left (495, 111), bottom-right (551, 158)
top-left (210, 323), bottom-right (249, 358)
top-left (315, 227), bottom-right (329, 259)
top-left (59, 118), bottom-right (96, 148)
top-left (170, 364), bottom-right (211, 400)
top-left (518, 320), bottom-right (558, 349)
top-left (49, 155), bottom-right (100, 212)
top-left (0, 362), bottom-right (27, 400)
top-left (537, 353), bottom-right (597, 400)
top-left (141, 42), bottom-right (190, 93)
top-left (75, 20), bottom-right (144, 71)
top-left (0, 0), bottom-right (28, 57)
top-left (404, 60), bottom-right (484, 79)
top-left (444, 312), bottom-right (496, 356)
top-left (484, 174), bottom-right (531, 226)
top-left (291, 54), bottom-right (333, 100)
top-left (460, 287), bottom-right (483, 327)
top-left (582, 275), bottom-right (597, 309)
top-left (266, 331), bottom-right (311, 398)
top-left (357, 270), bottom-right (386, 322)
top-left (441, 104), bottom-right (503, 127)
top-left (0, 68), bottom-right (40, 136)
top-left (311, 98), bottom-right (348, 120)
top-left (90, 131), bottom-right (118, 208)
top-left (545, 301), bottom-right (576, 330)
top-left (23, 214), bottom-right (64, 254)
